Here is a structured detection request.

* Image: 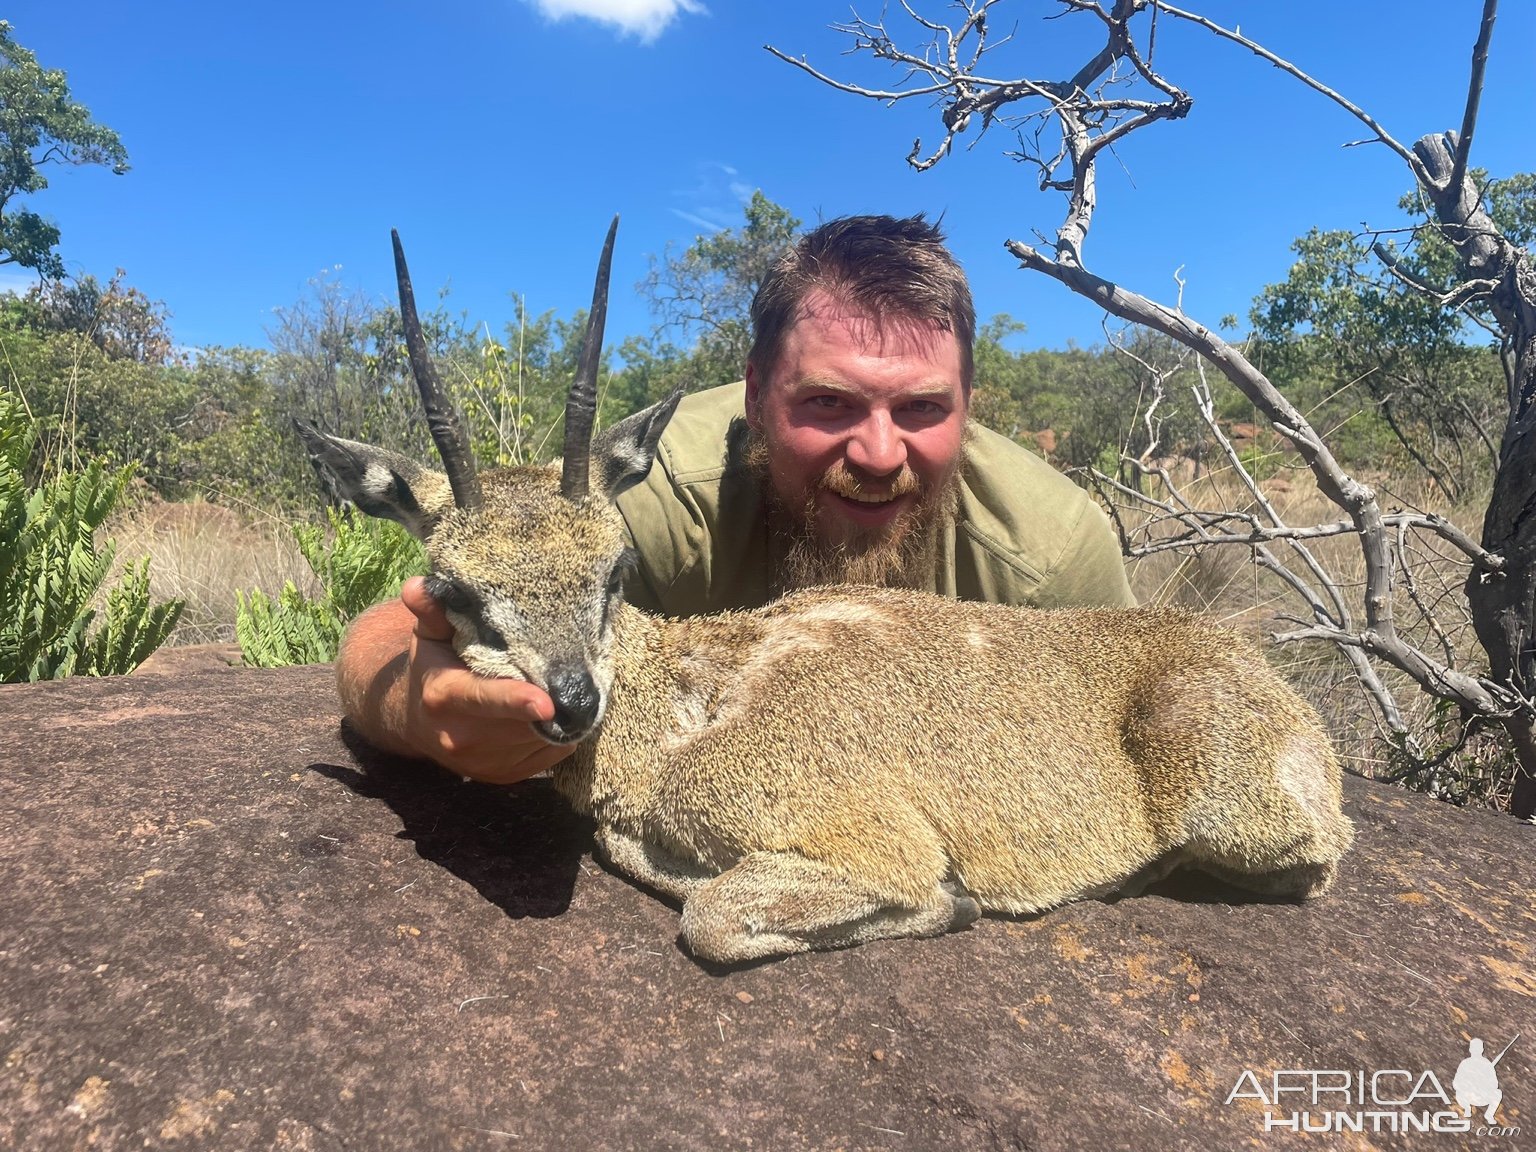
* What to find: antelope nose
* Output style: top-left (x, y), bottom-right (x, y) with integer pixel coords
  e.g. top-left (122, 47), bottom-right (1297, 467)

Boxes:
top-left (548, 667), bottom-right (601, 735)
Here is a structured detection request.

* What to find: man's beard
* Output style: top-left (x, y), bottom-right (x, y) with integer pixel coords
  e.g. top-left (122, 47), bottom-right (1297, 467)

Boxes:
top-left (742, 424), bottom-right (960, 595)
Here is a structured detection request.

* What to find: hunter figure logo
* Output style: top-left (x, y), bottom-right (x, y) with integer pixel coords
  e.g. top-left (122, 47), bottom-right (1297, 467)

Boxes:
top-left (1455, 1036), bottom-right (1513, 1124)
top-left (1225, 1032), bottom-right (1521, 1136)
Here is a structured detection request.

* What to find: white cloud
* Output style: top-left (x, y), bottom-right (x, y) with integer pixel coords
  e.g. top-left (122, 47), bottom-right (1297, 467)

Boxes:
top-left (669, 207), bottom-right (728, 232)
top-left (526, 0), bottom-right (705, 43)
top-left (665, 161), bottom-right (762, 236)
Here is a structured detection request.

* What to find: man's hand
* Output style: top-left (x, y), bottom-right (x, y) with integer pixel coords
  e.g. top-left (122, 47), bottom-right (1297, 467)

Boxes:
top-left (335, 576), bottom-right (578, 785)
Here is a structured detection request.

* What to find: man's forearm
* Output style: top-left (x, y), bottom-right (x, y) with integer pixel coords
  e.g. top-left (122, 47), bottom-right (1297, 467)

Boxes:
top-left (335, 598), bottom-right (420, 758)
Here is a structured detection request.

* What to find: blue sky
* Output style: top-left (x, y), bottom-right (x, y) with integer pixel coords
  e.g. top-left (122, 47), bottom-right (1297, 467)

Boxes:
top-left (5, 1), bottom-right (1532, 357)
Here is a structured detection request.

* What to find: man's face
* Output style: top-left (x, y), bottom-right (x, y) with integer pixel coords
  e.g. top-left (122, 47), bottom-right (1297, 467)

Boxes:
top-left (744, 289), bottom-right (968, 585)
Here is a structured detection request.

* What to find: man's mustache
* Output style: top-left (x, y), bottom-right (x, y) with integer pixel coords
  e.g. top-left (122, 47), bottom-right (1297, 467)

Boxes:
top-left (818, 461), bottom-right (922, 503)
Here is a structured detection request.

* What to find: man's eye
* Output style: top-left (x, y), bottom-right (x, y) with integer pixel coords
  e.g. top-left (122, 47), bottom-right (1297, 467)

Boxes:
top-left (807, 394), bottom-right (844, 409)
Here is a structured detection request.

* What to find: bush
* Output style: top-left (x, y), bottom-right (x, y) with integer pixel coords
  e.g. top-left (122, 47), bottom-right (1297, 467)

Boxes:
top-left (0, 390), bottom-right (182, 681)
top-left (237, 508), bottom-right (427, 667)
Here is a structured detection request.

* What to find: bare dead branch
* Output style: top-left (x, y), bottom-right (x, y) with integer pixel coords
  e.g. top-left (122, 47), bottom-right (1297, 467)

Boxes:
top-left (1152, 2), bottom-right (1430, 184)
top-left (1091, 354), bottom-right (1518, 746)
top-left (771, 0), bottom-right (1191, 238)
top-left (1269, 623), bottom-right (1513, 717)
top-left (1449, 0), bottom-right (1499, 198)
top-left (1107, 509), bottom-right (1501, 572)
top-left (1371, 240), bottom-right (1501, 318)
top-left (1187, 361), bottom-right (1351, 624)
top-left (1398, 520), bottom-right (1458, 667)
top-left (762, 46), bottom-right (954, 102)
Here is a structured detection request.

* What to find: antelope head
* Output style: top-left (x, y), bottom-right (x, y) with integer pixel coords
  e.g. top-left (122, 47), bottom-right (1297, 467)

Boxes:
top-left (295, 219), bottom-right (682, 744)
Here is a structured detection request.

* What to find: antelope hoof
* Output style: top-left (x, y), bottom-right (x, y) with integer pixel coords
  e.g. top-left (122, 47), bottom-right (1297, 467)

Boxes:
top-left (942, 880), bottom-right (982, 930)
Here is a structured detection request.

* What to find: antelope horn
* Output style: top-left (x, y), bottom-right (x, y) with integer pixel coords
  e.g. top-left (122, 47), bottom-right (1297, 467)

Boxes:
top-left (561, 215), bottom-right (618, 501)
top-left (391, 229), bottom-right (484, 511)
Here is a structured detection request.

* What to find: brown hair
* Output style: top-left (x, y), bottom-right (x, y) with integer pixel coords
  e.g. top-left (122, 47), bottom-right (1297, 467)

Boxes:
top-left (747, 214), bottom-right (976, 391)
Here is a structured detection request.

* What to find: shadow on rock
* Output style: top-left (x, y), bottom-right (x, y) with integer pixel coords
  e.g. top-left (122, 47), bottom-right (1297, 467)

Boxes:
top-left (1138, 867), bottom-right (1306, 906)
top-left (307, 722), bottom-right (595, 920)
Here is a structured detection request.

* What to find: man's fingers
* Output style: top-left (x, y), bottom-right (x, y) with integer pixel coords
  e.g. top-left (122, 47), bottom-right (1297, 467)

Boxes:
top-left (434, 738), bottom-right (577, 786)
top-left (397, 572), bottom-right (565, 784)
top-left (401, 576), bottom-right (453, 642)
top-left (414, 657), bottom-right (556, 724)
top-left (402, 578), bottom-right (555, 722)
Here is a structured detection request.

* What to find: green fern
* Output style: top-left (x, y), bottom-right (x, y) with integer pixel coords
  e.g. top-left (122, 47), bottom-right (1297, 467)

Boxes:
top-left (236, 581), bottom-right (345, 667)
top-left (237, 508), bottom-right (426, 667)
top-left (0, 390), bottom-right (184, 681)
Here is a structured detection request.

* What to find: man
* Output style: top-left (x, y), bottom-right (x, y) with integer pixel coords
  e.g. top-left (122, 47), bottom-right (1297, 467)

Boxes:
top-left (335, 214), bottom-right (1133, 784)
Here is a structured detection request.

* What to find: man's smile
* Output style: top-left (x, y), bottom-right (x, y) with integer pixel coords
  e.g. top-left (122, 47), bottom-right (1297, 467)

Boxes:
top-left (823, 489), bottom-right (915, 526)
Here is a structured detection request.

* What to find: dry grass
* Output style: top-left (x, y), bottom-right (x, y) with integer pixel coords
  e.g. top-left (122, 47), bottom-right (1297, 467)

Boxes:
top-left (105, 495), bottom-right (323, 646)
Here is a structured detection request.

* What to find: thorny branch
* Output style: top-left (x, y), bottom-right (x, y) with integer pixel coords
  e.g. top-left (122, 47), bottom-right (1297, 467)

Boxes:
top-left (775, 0), bottom-right (1536, 801)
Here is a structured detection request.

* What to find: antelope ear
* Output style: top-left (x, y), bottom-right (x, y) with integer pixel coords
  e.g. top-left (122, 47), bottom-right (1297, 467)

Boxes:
top-left (293, 420), bottom-right (455, 540)
top-left (592, 389), bottom-right (684, 499)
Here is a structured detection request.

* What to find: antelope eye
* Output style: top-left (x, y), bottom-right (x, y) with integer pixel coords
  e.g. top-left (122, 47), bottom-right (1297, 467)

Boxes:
top-left (608, 548), bottom-right (639, 594)
top-left (425, 575), bottom-right (474, 615)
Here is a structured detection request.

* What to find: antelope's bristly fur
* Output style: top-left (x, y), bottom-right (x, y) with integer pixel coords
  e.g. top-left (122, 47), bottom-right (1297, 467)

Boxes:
top-left (296, 227), bottom-right (1354, 964)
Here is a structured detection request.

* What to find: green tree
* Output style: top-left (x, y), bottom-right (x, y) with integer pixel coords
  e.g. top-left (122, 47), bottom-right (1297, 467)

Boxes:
top-left (13, 270), bottom-right (175, 364)
top-left (267, 268), bottom-right (590, 487)
top-left (265, 269), bottom-right (423, 453)
top-left (968, 314), bottom-right (1030, 438)
top-left (638, 191), bottom-right (802, 388)
top-left (476, 299), bottom-right (603, 467)
top-left (168, 345), bottom-right (314, 508)
top-left (0, 22), bottom-right (129, 278)
top-left (0, 308), bottom-right (196, 487)
top-left (1248, 175), bottom-right (1531, 500)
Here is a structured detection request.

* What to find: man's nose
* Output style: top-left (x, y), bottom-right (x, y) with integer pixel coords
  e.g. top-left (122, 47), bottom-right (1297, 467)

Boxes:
top-left (845, 411), bottom-right (906, 476)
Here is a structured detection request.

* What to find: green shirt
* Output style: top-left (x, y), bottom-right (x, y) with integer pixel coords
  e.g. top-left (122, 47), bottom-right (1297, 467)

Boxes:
top-left (615, 382), bottom-right (1134, 616)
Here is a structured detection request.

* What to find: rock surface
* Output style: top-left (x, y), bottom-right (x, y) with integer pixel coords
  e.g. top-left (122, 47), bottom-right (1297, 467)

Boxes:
top-left (1, 665), bottom-right (1531, 1150)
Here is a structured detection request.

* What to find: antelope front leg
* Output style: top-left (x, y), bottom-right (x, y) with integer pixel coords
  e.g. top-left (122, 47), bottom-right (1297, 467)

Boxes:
top-left (594, 826), bottom-right (715, 905)
top-left (679, 851), bottom-right (980, 964)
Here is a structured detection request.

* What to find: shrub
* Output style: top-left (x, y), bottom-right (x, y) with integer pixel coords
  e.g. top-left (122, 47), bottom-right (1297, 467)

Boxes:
top-left (237, 508), bottom-right (426, 667)
top-left (0, 390), bottom-right (183, 681)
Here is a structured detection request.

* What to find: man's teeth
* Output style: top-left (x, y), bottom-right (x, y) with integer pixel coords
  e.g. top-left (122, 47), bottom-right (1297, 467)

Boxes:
top-left (840, 490), bottom-right (897, 504)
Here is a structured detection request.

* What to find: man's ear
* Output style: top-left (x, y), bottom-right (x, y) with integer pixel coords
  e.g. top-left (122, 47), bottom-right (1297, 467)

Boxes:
top-left (592, 389), bottom-right (684, 499)
top-left (292, 420), bottom-right (454, 540)
top-left (744, 361), bottom-right (763, 431)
